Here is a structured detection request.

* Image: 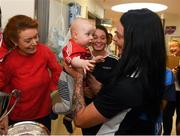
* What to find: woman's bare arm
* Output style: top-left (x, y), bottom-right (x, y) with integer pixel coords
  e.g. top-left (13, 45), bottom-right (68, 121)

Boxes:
top-left (73, 73), bottom-right (107, 128)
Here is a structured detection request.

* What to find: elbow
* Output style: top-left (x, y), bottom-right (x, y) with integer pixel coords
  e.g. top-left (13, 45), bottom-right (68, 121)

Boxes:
top-left (74, 115), bottom-right (91, 128)
top-left (74, 120), bottom-right (81, 128)
top-left (74, 117), bottom-right (84, 128)
top-left (73, 109), bottom-right (87, 128)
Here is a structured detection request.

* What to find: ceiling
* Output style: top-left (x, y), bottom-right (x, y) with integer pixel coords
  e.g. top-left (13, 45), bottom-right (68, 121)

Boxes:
top-left (95, 0), bottom-right (180, 26)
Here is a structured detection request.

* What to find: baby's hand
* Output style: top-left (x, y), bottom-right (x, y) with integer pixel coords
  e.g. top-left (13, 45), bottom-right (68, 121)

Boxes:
top-left (82, 59), bottom-right (96, 74)
top-left (71, 57), bottom-right (95, 74)
top-left (92, 56), bottom-right (105, 63)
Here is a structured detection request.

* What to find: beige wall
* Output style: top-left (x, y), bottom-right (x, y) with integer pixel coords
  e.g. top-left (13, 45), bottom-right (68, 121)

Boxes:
top-left (107, 12), bottom-right (180, 56)
top-left (165, 13), bottom-right (180, 54)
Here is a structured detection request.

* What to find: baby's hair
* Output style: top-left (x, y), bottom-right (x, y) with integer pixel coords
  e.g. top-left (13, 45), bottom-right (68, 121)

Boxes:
top-left (70, 17), bottom-right (95, 38)
top-left (70, 17), bottom-right (87, 33)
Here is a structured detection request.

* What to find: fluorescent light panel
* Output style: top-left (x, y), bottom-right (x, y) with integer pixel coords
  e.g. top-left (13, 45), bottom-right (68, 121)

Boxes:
top-left (112, 3), bottom-right (168, 13)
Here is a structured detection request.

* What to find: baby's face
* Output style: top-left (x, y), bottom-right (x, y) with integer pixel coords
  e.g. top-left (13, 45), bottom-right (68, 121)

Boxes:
top-left (76, 22), bottom-right (95, 47)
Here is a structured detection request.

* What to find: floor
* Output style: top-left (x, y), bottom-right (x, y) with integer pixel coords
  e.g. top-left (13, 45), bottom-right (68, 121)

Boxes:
top-left (51, 115), bottom-right (82, 135)
top-left (51, 113), bottom-right (177, 135)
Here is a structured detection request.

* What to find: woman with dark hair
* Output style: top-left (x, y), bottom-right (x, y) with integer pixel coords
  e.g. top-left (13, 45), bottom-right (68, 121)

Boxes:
top-left (81, 24), bottom-right (119, 135)
top-left (65, 9), bottom-right (166, 135)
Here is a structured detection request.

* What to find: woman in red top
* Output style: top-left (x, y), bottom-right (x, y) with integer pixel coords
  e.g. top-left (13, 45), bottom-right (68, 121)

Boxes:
top-left (0, 15), bottom-right (62, 131)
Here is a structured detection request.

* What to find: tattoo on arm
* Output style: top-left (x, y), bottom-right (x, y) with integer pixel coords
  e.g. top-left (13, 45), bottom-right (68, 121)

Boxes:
top-left (73, 73), bottom-right (86, 113)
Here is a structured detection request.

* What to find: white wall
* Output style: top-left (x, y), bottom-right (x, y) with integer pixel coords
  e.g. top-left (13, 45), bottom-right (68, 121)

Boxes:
top-left (49, 0), bottom-right (69, 35)
top-left (0, 0), bottom-right (35, 29)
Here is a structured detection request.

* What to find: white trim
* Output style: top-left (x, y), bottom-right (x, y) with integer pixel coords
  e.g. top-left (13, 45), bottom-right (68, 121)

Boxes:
top-left (97, 109), bottom-right (131, 135)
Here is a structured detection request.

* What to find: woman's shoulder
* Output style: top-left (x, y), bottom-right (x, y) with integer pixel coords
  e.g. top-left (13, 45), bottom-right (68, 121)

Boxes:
top-left (107, 54), bottom-right (119, 60)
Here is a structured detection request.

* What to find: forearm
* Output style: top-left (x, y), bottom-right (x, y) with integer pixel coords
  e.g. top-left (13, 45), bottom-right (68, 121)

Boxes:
top-left (73, 73), bottom-right (85, 113)
top-left (71, 57), bottom-right (84, 68)
top-left (73, 73), bottom-right (107, 128)
top-left (48, 55), bottom-right (62, 91)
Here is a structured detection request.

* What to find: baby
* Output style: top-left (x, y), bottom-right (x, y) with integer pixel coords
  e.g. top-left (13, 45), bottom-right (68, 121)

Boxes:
top-left (52, 17), bottom-right (103, 133)
top-left (63, 17), bottom-right (97, 74)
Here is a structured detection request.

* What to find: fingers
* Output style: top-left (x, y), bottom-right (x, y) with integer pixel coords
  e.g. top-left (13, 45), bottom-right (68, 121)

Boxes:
top-left (93, 56), bottom-right (105, 63)
top-left (88, 60), bottom-right (96, 65)
top-left (83, 68), bottom-right (87, 75)
top-left (83, 60), bottom-right (95, 72)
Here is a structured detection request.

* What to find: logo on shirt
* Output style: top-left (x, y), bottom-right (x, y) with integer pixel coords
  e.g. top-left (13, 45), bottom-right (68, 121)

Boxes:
top-left (102, 66), bottom-right (112, 70)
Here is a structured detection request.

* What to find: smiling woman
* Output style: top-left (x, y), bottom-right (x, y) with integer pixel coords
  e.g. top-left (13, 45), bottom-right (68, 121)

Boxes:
top-left (0, 15), bottom-right (62, 133)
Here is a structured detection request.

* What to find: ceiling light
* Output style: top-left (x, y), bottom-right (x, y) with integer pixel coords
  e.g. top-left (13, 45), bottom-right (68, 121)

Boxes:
top-left (112, 3), bottom-right (168, 13)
